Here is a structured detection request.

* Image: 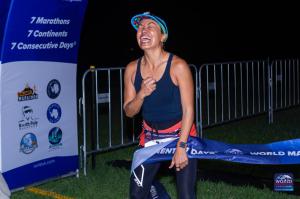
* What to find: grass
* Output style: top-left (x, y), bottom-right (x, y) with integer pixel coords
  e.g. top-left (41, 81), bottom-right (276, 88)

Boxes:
top-left (11, 107), bottom-right (300, 199)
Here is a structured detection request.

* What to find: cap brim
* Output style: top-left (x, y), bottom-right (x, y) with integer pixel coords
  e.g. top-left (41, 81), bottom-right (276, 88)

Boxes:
top-left (131, 13), bottom-right (168, 38)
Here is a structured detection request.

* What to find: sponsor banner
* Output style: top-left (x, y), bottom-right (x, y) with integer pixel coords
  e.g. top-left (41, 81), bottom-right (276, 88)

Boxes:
top-left (274, 173), bottom-right (294, 192)
top-left (1, 0), bottom-right (87, 64)
top-left (132, 137), bottom-right (300, 172)
top-left (0, 0), bottom-right (87, 190)
top-left (1, 61), bottom-right (77, 172)
top-left (0, 0), bottom-right (11, 58)
top-left (2, 156), bottom-right (78, 190)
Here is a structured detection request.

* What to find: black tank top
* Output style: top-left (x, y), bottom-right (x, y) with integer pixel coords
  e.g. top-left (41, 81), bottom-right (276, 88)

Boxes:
top-left (134, 53), bottom-right (182, 129)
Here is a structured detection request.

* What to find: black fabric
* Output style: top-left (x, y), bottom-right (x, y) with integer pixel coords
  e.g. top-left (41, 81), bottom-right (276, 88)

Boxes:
top-left (130, 159), bottom-right (198, 199)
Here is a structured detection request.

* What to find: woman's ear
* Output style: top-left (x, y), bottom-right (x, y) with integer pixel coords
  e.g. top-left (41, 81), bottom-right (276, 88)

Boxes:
top-left (161, 34), bottom-right (168, 42)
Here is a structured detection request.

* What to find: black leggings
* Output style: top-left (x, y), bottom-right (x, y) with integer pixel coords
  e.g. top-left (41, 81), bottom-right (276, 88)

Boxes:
top-left (130, 159), bottom-right (197, 199)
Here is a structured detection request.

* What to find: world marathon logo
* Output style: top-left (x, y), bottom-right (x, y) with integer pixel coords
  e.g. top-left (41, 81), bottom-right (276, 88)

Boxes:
top-left (274, 173), bottom-right (294, 192)
top-left (47, 103), bottom-right (62, 123)
top-left (48, 127), bottom-right (63, 149)
top-left (18, 106), bottom-right (38, 130)
top-left (47, 79), bottom-right (61, 99)
top-left (17, 84), bottom-right (38, 101)
top-left (20, 132), bottom-right (38, 154)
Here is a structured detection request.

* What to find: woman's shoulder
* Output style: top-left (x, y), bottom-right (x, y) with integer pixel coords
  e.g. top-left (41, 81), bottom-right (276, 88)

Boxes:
top-left (125, 58), bottom-right (139, 72)
top-left (170, 54), bottom-right (189, 70)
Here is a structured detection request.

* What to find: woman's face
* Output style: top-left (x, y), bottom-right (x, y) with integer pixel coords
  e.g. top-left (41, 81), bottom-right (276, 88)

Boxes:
top-left (136, 19), bottom-right (165, 50)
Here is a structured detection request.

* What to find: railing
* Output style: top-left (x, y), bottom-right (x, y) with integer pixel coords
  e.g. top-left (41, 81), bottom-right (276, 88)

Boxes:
top-left (79, 58), bottom-right (300, 175)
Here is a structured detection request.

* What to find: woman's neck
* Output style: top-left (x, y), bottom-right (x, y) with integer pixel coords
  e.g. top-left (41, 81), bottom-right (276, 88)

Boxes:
top-left (143, 49), bottom-right (167, 69)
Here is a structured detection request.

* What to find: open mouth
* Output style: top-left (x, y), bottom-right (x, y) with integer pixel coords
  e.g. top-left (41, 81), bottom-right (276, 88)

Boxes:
top-left (140, 35), bottom-right (151, 43)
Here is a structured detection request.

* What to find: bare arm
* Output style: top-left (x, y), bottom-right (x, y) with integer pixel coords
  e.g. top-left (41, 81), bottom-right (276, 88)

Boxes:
top-left (123, 62), bottom-right (156, 117)
top-left (176, 61), bottom-right (194, 144)
top-left (169, 58), bottom-right (194, 171)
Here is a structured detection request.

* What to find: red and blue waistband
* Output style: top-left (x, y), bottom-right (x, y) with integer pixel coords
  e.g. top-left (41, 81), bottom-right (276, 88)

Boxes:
top-left (139, 120), bottom-right (197, 146)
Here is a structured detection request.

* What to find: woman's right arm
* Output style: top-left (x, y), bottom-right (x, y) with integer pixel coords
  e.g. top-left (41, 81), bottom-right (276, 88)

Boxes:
top-left (123, 62), bottom-right (144, 118)
top-left (123, 62), bottom-right (156, 118)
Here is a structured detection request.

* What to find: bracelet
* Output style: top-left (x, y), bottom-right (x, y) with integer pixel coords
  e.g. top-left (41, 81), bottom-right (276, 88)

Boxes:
top-left (178, 141), bottom-right (187, 148)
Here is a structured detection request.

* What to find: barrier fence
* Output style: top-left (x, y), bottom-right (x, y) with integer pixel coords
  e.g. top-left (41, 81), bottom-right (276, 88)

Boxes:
top-left (79, 58), bottom-right (299, 175)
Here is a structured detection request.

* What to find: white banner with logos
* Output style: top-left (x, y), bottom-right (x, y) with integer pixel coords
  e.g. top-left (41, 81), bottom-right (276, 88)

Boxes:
top-left (1, 61), bottom-right (77, 171)
top-left (0, 0), bottom-right (87, 190)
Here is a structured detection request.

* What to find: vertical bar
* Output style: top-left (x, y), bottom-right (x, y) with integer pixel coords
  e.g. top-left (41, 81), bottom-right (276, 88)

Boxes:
top-left (247, 62), bottom-right (249, 115)
top-left (289, 59), bottom-right (291, 106)
top-left (82, 72), bottom-right (87, 175)
top-left (206, 65), bottom-right (210, 125)
top-left (297, 59), bottom-right (300, 104)
top-left (240, 63), bottom-right (243, 116)
top-left (90, 66), bottom-right (96, 169)
top-left (195, 66), bottom-right (199, 134)
top-left (120, 69), bottom-right (124, 144)
top-left (275, 60), bottom-right (278, 109)
top-left (188, 65), bottom-right (199, 134)
top-left (252, 62), bottom-right (255, 114)
top-left (280, 60), bottom-right (283, 108)
top-left (234, 63), bottom-right (237, 118)
top-left (214, 64), bottom-right (217, 123)
top-left (258, 61), bottom-right (261, 112)
top-left (227, 64), bottom-right (231, 120)
top-left (108, 70), bottom-right (112, 147)
top-left (285, 60), bottom-right (287, 107)
top-left (95, 71), bottom-right (99, 150)
top-left (263, 61), bottom-right (266, 111)
top-left (221, 64), bottom-right (224, 121)
top-left (198, 67), bottom-right (203, 137)
top-left (268, 60), bottom-right (273, 123)
top-left (293, 59), bottom-right (296, 105)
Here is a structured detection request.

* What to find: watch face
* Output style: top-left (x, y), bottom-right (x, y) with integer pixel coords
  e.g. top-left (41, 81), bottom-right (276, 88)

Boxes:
top-left (178, 141), bottom-right (187, 148)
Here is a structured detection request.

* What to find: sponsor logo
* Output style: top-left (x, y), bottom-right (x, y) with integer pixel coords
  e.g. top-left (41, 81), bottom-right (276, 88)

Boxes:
top-left (274, 173), bottom-right (294, 191)
top-left (47, 103), bottom-right (62, 123)
top-left (225, 148), bottom-right (244, 155)
top-left (48, 127), bottom-right (63, 149)
top-left (17, 84), bottom-right (38, 101)
top-left (18, 106), bottom-right (38, 130)
top-left (20, 133), bottom-right (38, 154)
top-left (47, 79), bottom-right (61, 99)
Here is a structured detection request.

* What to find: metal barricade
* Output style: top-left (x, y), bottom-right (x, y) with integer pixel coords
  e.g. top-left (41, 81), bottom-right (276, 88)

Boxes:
top-left (80, 67), bottom-right (139, 176)
top-left (272, 59), bottom-right (300, 111)
top-left (198, 60), bottom-right (270, 135)
top-left (198, 58), bottom-right (300, 135)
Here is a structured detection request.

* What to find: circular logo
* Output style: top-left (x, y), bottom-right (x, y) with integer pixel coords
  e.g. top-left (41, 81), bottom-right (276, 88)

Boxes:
top-left (20, 133), bottom-right (38, 154)
top-left (48, 127), bottom-right (62, 145)
top-left (47, 103), bottom-right (62, 123)
top-left (47, 79), bottom-right (61, 99)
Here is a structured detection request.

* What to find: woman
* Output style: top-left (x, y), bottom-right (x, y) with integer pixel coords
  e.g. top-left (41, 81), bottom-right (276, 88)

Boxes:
top-left (123, 12), bottom-right (197, 199)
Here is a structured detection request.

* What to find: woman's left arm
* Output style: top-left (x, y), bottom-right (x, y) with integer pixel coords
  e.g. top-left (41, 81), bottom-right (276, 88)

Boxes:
top-left (169, 58), bottom-right (194, 171)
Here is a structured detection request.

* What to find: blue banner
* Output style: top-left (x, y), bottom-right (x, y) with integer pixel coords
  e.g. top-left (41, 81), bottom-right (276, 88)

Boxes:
top-left (132, 137), bottom-right (300, 172)
top-left (0, 0), bottom-right (11, 59)
top-left (1, 0), bottom-right (87, 63)
top-left (3, 156), bottom-right (78, 190)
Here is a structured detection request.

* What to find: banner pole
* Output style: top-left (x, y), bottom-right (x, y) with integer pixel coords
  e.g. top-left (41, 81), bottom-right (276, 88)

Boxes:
top-left (90, 65), bottom-right (96, 169)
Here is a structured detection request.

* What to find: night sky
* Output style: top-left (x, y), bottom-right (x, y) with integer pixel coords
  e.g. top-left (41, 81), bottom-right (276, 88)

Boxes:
top-left (77, 1), bottom-right (299, 70)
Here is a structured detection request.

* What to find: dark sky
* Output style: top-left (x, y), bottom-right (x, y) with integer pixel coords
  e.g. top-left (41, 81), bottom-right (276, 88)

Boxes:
top-left (77, 1), bottom-right (299, 69)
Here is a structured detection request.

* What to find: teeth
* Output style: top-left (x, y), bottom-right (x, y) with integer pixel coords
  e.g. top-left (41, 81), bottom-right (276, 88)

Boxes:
top-left (141, 35), bottom-right (151, 40)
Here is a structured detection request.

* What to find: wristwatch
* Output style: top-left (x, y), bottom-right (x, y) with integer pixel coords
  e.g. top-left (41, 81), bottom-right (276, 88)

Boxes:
top-left (178, 141), bottom-right (187, 148)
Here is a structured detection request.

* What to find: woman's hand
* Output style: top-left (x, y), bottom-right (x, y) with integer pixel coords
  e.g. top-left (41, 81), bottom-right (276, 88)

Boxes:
top-left (169, 147), bottom-right (188, 171)
top-left (138, 77), bottom-right (156, 98)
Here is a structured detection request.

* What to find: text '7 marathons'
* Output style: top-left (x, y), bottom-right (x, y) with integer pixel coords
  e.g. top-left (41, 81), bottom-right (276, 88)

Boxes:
top-left (30, 17), bottom-right (70, 25)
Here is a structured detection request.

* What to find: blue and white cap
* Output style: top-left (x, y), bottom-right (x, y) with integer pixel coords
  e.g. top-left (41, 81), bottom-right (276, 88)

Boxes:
top-left (131, 12), bottom-right (168, 41)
